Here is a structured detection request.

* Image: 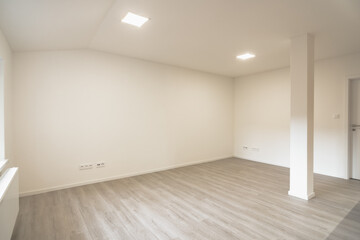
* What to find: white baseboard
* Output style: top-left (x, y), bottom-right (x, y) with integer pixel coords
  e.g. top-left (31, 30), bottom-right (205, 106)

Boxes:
top-left (20, 155), bottom-right (233, 197)
top-left (288, 190), bottom-right (315, 200)
top-left (233, 155), bottom-right (289, 168)
top-left (234, 156), bottom-right (349, 180)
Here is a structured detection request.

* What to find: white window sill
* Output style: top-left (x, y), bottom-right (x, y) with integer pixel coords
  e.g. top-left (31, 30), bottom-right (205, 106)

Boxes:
top-left (0, 167), bottom-right (18, 203)
top-left (0, 159), bottom-right (8, 173)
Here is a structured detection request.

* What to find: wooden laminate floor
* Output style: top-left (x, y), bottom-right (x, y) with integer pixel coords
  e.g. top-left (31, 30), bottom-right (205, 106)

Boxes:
top-left (12, 158), bottom-right (360, 240)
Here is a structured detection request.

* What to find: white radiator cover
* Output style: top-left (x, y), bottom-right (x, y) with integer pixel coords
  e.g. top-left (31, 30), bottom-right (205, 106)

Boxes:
top-left (0, 168), bottom-right (19, 240)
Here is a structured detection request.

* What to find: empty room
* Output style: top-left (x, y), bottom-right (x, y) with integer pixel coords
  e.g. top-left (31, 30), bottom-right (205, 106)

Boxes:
top-left (0, 0), bottom-right (360, 239)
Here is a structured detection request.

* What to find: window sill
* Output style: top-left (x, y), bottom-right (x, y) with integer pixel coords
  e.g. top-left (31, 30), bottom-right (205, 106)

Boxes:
top-left (0, 159), bottom-right (8, 173)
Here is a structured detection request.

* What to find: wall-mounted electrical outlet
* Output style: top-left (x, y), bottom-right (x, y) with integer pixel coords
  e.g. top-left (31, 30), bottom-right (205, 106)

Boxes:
top-left (251, 147), bottom-right (260, 152)
top-left (79, 163), bottom-right (93, 170)
top-left (96, 162), bottom-right (106, 168)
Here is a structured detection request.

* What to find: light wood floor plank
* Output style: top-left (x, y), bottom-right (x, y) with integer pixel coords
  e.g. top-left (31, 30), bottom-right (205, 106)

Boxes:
top-left (11, 158), bottom-right (360, 240)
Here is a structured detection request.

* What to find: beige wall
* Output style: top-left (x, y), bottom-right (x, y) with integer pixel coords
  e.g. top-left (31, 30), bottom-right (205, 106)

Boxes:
top-left (11, 39), bottom-right (360, 193)
top-left (0, 28), bottom-right (13, 167)
top-left (234, 52), bottom-right (360, 179)
top-left (13, 50), bottom-right (234, 195)
top-left (234, 68), bottom-right (291, 167)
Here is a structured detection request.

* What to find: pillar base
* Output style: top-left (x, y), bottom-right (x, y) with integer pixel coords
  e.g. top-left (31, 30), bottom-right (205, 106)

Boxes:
top-left (288, 190), bottom-right (315, 200)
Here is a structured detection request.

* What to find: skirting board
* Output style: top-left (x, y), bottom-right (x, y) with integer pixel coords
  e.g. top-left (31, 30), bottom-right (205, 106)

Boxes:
top-left (20, 155), bottom-right (233, 197)
top-left (288, 190), bottom-right (316, 201)
top-left (234, 155), bottom-right (348, 180)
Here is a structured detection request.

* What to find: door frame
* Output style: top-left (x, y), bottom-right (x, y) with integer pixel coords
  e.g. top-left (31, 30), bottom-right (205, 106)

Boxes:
top-left (0, 57), bottom-right (4, 160)
top-left (345, 75), bottom-right (360, 179)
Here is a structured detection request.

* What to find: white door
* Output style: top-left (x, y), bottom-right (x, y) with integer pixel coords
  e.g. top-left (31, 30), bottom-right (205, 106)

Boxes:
top-left (351, 79), bottom-right (360, 180)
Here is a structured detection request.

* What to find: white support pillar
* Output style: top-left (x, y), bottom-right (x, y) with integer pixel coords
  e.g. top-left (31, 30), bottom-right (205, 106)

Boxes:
top-left (288, 34), bottom-right (315, 200)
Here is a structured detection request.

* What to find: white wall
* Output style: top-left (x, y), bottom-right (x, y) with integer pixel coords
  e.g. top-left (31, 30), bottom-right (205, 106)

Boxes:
top-left (234, 53), bottom-right (360, 179)
top-left (0, 28), bottom-right (13, 166)
top-left (13, 50), bottom-right (234, 195)
top-left (234, 69), bottom-right (290, 167)
top-left (12, 44), bottom-right (360, 194)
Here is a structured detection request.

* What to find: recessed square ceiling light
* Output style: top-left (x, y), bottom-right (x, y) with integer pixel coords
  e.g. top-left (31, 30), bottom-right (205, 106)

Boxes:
top-left (236, 53), bottom-right (256, 60)
top-left (121, 12), bottom-right (149, 28)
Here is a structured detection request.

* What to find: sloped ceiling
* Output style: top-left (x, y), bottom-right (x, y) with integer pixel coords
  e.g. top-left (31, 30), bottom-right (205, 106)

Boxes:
top-left (0, 0), bottom-right (359, 77)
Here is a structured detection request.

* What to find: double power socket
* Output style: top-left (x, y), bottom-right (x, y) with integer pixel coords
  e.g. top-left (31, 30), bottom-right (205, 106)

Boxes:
top-left (79, 162), bottom-right (106, 170)
top-left (242, 146), bottom-right (260, 152)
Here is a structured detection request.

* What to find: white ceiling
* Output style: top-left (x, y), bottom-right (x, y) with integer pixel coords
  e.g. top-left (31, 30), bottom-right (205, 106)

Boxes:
top-left (0, 0), bottom-right (359, 77)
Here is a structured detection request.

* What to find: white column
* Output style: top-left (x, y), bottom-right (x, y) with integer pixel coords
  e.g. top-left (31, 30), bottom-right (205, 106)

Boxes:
top-left (288, 34), bottom-right (315, 200)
